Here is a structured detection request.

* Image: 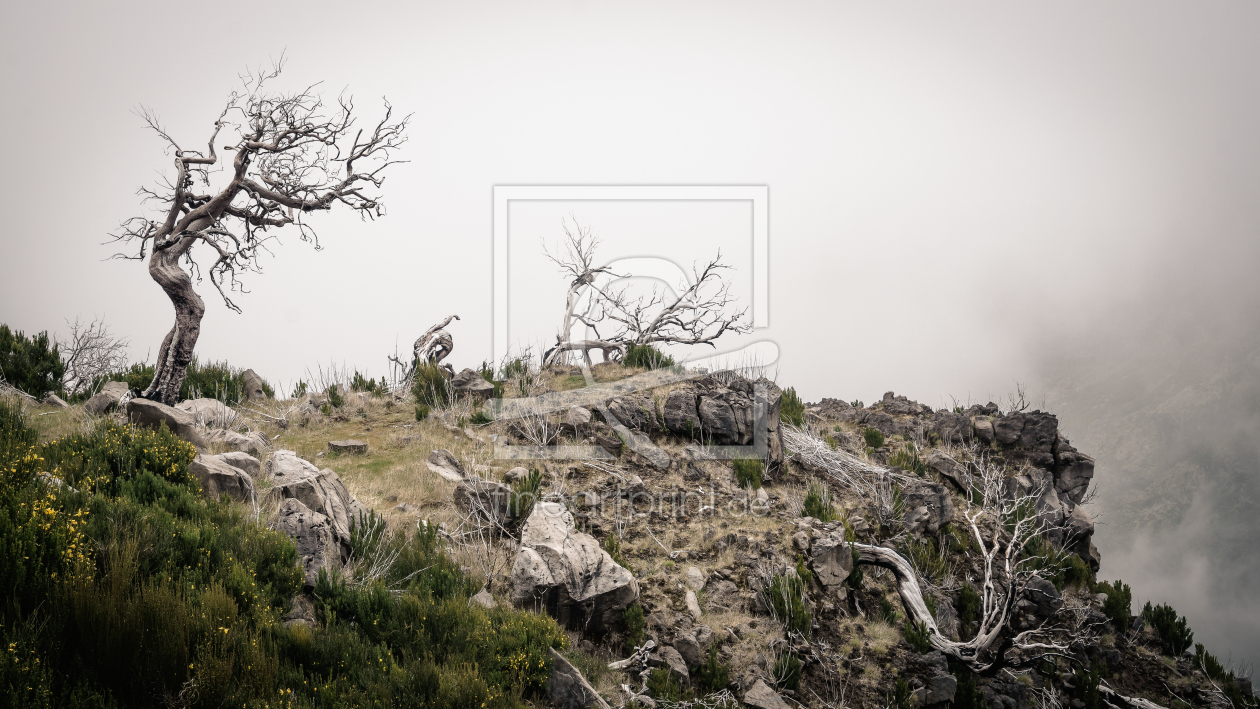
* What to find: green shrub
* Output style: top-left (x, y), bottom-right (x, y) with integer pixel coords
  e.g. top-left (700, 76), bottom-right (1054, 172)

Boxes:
top-left (0, 324), bottom-right (64, 398)
top-left (772, 649), bottom-right (802, 690)
top-left (1143, 601), bottom-right (1194, 656)
top-left (509, 468), bottom-right (543, 526)
top-left (623, 343), bottom-right (674, 370)
top-left (350, 369), bottom-right (386, 395)
top-left (469, 410), bottom-right (494, 426)
top-left (950, 659), bottom-right (984, 709)
top-left (957, 584), bottom-right (982, 640)
top-left (803, 477), bottom-right (835, 522)
top-left (0, 397), bottom-right (570, 708)
top-left (1069, 663), bottom-right (1104, 709)
top-left (1096, 579), bottom-right (1132, 632)
top-left (1062, 553), bottom-right (1095, 590)
top-left (899, 536), bottom-right (949, 587)
top-left (326, 384), bottom-right (344, 409)
top-left (412, 360), bottom-right (451, 408)
top-left (780, 386), bottom-right (805, 427)
top-left (862, 427), bottom-right (885, 449)
top-left (878, 596), bottom-right (900, 625)
top-left (415, 404), bottom-right (430, 421)
top-left (845, 544), bottom-right (864, 589)
top-left (888, 444), bottom-right (928, 476)
top-left (647, 667), bottom-right (685, 700)
top-left (291, 379), bottom-right (308, 397)
top-left (767, 572), bottom-right (810, 634)
top-left (888, 677), bottom-right (913, 709)
top-left (905, 618), bottom-right (932, 653)
top-left (101, 356), bottom-right (270, 405)
top-left (733, 457), bottom-right (763, 490)
top-left (602, 533), bottom-right (629, 569)
top-left (623, 603), bottom-right (646, 649)
top-left (694, 643), bottom-right (730, 692)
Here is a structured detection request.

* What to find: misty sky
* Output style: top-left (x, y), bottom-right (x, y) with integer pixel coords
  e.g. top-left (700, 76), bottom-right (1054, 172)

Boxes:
top-left (2, 0), bottom-right (1258, 671)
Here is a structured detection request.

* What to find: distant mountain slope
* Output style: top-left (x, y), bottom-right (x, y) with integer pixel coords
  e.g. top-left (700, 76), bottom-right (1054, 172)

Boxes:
top-left (1042, 338), bottom-right (1260, 674)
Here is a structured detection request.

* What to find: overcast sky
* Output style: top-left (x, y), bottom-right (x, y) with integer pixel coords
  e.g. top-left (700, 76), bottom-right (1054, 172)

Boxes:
top-left (3, 0), bottom-right (1258, 669)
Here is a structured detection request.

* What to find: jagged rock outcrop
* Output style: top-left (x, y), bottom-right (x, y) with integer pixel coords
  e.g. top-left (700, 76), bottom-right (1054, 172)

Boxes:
top-left (811, 392), bottom-right (1099, 564)
top-left (510, 502), bottom-right (639, 636)
top-left (659, 374), bottom-right (784, 466)
top-left (425, 448), bottom-right (467, 482)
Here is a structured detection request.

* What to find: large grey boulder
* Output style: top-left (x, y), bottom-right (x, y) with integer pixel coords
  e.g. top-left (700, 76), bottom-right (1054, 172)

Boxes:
top-left (84, 381), bottom-right (129, 416)
top-left (242, 369), bottom-right (267, 401)
top-left (932, 411), bottom-right (972, 445)
top-left (673, 630), bottom-right (704, 667)
top-left (451, 368), bottom-right (495, 401)
top-left (1022, 576), bottom-right (1063, 619)
top-left (204, 428), bottom-right (269, 456)
top-left (176, 398), bottom-right (240, 428)
top-left (615, 425), bottom-right (672, 470)
top-left (510, 502), bottom-right (639, 636)
top-left (425, 449), bottom-right (467, 482)
top-left (656, 645), bottom-right (690, 690)
top-left (265, 450), bottom-right (366, 557)
top-left (207, 451), bottom-right (261, 479)
top-left (924, 450), bottom-right (968, 492)
top-left (453, 477), bottom-right (514, 526)
top-left (744, 680), bottom-right (792, 709)
top-left (902, 482), bottom-right (955, 534)
top-left (606, 393), bottom-right (659, 432)
top-left (189, 455), bottom-right (256, 502)
top-left (547, 647), bottom-right (611, 709)
top-left (663, 388), bottom-right (701, 435)
top-left (273, 498), bottom-right (339, 586)
top-left (125, 398), bottom-right (207, 450)
top-left (809, 534), bottom-right (855, 589)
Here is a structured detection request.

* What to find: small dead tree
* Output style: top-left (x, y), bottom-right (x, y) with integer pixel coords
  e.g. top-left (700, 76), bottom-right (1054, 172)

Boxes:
top-left (389, 314), bottom-right (459, 392)
top-left (541, 218), bottom-right (750, 367)
top-left (111, 60), bottom-right (409, 405)
top-left (542, 219), bottom-right (624, 367)
top-left (787, 425), bottom-right (1077, 673)
top-left (57, 316), bottom-right (131, 395)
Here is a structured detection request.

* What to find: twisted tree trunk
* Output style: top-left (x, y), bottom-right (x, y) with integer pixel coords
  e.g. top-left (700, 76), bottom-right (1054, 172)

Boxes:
top-left (141, 240), bottom-right (205, 406)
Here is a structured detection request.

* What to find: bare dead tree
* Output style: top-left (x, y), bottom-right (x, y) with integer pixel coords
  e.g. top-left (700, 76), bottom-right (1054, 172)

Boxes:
top-left (390, 314), bottom-right (459, 391)
top-left (541, 219), bottom-right (750, 367)
top-left (786, 426), bottom-right (1078, 673)
top-left (111, 59), bottom-right (409, 405)
top-left (57, 316), bottom-right (131, 395)
top-left (542, 219), bottom-right (624, 367)
top-left (602, 254), bottom-right (750, 350)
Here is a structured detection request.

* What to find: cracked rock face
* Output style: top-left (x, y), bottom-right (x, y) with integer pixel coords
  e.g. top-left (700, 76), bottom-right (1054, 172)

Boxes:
top-left (273, 498), bottom-right (339, 587)
top-left (510, 502), bottom-right (638, 636)
top-left (265, 450), bottom-right (367, 558)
